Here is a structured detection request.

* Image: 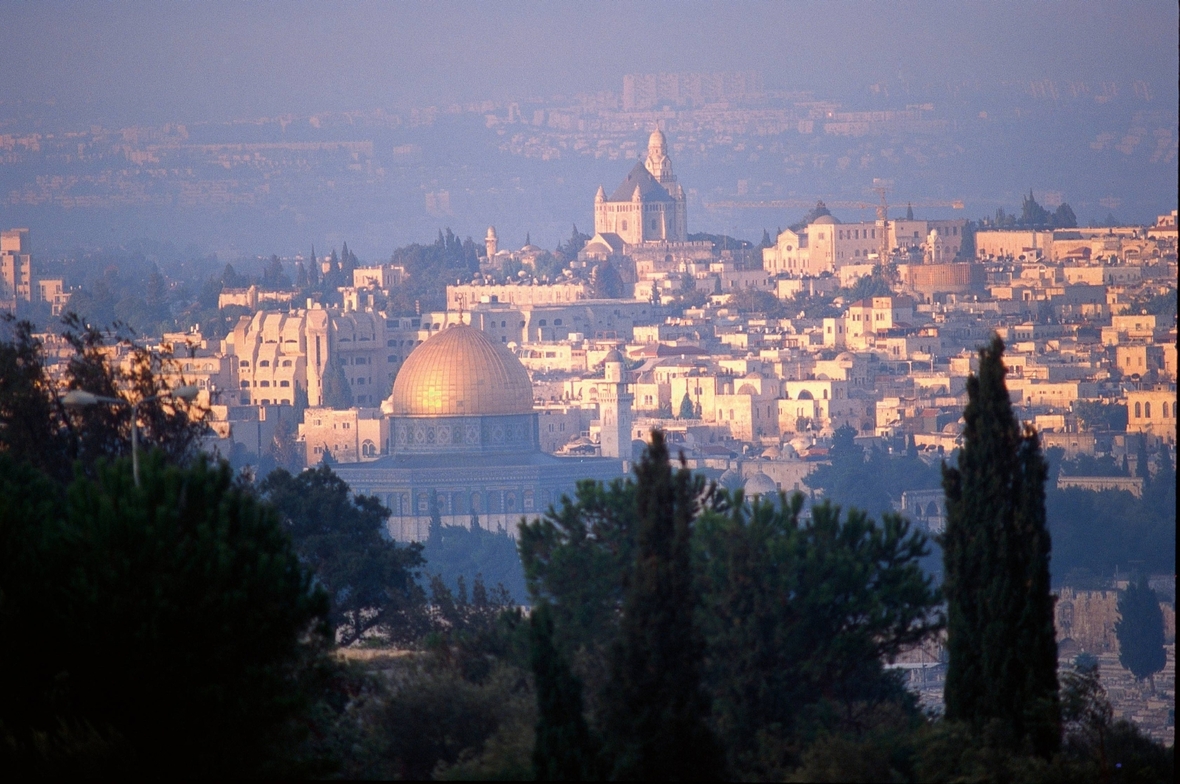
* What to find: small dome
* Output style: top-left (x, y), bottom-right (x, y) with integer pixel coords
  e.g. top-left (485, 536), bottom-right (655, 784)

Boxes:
top-left (744, 472), bottom-right (777, 496)
top-left (738, 383), bottom-right (758, 395)
top-left (761, 445), bottom-right (782, 459)
top-left (603, 349), bottom-right (624, 363)
top-left (719, 466), bottom-right (743, 490)
top-left (811, 214), bottom-right (840, 225)
top-left (390, 324), bottom-right (533, 416)
top-left (485, 226), bottom-right (497, 240)
top-left (648, 128), bottom-right (667, 150)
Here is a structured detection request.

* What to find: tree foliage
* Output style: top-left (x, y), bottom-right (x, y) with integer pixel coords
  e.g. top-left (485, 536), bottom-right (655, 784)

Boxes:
top-left (422, 517), bottom-right (528, 604)
top-left (0, 314), bottom-right (210, 484)
top-left (556, 224), bottom-right (592, 263)
top-left (530, 601), bottom-right (598, 780)
top-left (941, 335), bottom-right (1060, 756)
top-left (1115, 577), bottom-right (1167, 684)
top-left (261, 466), bottom-right (426, 646)
top-left (0, 452), bottom-right (329, 776)
top-left (725, 287), bottom-right (786, 317)
top-left (386, 228), bottom-right (481, 314)
top-left (319, 358), bottom-right (354, 410)
top-left (695, 491), bottom-right (941, 774)
top-left (601, 430), bottom-right (723, 780)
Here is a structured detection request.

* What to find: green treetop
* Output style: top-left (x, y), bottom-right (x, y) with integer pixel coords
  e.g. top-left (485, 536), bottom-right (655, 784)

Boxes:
top-left (941, 335), bottom-right (1060, 757)
top-left (1115, 576), bottom-right (1167, 687)
top-left (600, 430), bottom-right (724, 780)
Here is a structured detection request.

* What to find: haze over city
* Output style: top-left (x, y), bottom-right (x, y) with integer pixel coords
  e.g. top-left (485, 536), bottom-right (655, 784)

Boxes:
top-left (0, 1), bottom-right (1176, 256)
top-left (0, 2), bottom-right (1175, 780)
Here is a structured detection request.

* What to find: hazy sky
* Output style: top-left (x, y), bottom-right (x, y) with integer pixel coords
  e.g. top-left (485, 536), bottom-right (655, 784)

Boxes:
top-left (3, 1), bottom-right (1176, 124)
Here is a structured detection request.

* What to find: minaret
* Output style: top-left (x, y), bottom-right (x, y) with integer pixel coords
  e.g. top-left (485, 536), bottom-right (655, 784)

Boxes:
top-left (484, 226), bottom-right (498, 262)
top-left (599, 350), bottom-right (633, 459)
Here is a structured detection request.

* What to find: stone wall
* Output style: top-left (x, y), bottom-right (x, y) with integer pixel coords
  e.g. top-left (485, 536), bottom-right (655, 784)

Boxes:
top-left (1055, 587), bottom-right (1176, 654)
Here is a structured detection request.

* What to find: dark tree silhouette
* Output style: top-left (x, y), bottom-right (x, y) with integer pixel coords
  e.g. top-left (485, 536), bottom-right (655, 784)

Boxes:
top-left (941, 335), bottom-right (1059, 756)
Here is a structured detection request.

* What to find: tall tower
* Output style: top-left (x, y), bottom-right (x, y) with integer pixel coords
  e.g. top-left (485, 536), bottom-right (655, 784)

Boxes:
top-left (484, 226), bottom-right (498, 262)
top-left (599, 350), bottom-right (633, 459)
top-left (644, 129), bottom-right (674, 184)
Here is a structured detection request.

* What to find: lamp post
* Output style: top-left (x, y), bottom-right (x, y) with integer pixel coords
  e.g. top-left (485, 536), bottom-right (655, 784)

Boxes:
top-left (61, 385), bottom-right (200, 487)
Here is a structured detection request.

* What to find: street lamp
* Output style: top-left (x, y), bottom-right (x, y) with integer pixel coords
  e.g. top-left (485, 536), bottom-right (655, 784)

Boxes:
top-left (61, 385), bottom-right (200, 487)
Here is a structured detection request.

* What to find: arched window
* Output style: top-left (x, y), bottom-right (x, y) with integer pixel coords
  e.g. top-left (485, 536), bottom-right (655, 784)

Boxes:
top-left (280, 380), bottom-right (290, 387)
top-left (1144, 402), bottom-right (1151, 418)
top-left (259, 360), bottom-right (269, 367)
top-left (1134, 402), bottom-right (1142, 418)
top-left (361, 440), bottom-right (376, 457)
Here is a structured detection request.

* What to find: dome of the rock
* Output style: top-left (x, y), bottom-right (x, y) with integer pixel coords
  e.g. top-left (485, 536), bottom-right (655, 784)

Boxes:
top-left (390, 324), bottom-right (533, 417)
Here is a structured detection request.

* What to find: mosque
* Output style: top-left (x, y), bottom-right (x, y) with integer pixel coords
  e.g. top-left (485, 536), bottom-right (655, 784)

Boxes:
top-left (334, 323), bottom-right (627, 541)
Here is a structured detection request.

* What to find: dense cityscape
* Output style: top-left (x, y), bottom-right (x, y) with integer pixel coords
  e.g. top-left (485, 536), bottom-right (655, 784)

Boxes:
top-left (0, 3), bottom-right (1175, 780)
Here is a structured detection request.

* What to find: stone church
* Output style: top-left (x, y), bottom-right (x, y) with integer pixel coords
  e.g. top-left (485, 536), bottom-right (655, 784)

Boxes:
top-left (592, 129), bottom-right (688, 245)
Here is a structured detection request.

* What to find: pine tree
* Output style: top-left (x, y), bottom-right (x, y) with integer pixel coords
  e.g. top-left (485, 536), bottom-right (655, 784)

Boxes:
top-left (678, 391), bottom-right (695, 420)
top-left (1115, 576), bottom-right (1166, 688)
top-left (531, 602), bottom-right (597, 781)
top-left (601, 429), bottom-right (723, 780)
top-left (941, 335), bottom-right (1060, 756)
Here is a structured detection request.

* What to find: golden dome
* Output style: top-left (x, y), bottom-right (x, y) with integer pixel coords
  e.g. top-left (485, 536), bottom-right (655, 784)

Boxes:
top-left (390, 324), bottom-right (533, 417)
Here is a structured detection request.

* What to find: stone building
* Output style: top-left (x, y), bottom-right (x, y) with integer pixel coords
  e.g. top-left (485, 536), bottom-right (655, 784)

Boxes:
top-left (227, 307), bottom-right (423, 408)
top-left (1, 228), bottom-right (32, 311)
top-left (591, 129), bottom-right (687, 246)
top-left (334, 324), bottom-right (624, 540)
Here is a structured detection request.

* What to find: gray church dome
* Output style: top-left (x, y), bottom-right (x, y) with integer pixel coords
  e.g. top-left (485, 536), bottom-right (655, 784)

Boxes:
top-left (744, 471), bottom-right (778, 496)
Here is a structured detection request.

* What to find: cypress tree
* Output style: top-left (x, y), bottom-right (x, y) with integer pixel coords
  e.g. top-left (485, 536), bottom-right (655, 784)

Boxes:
top-left (677, 392), bottom-right (695, 420)
top-left (1115, 576), bottom-right (1166, 688)
top-left (320, 360), bottom-right (353, 410)
top-left (1133, 435), bottom-right (1150, 479)
top-left (941, 335), bottom-right (1060, 756)
top-left (601, 430), bottom-right (723, 780)
top-left (531, 602), bottom-right (596, 781)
